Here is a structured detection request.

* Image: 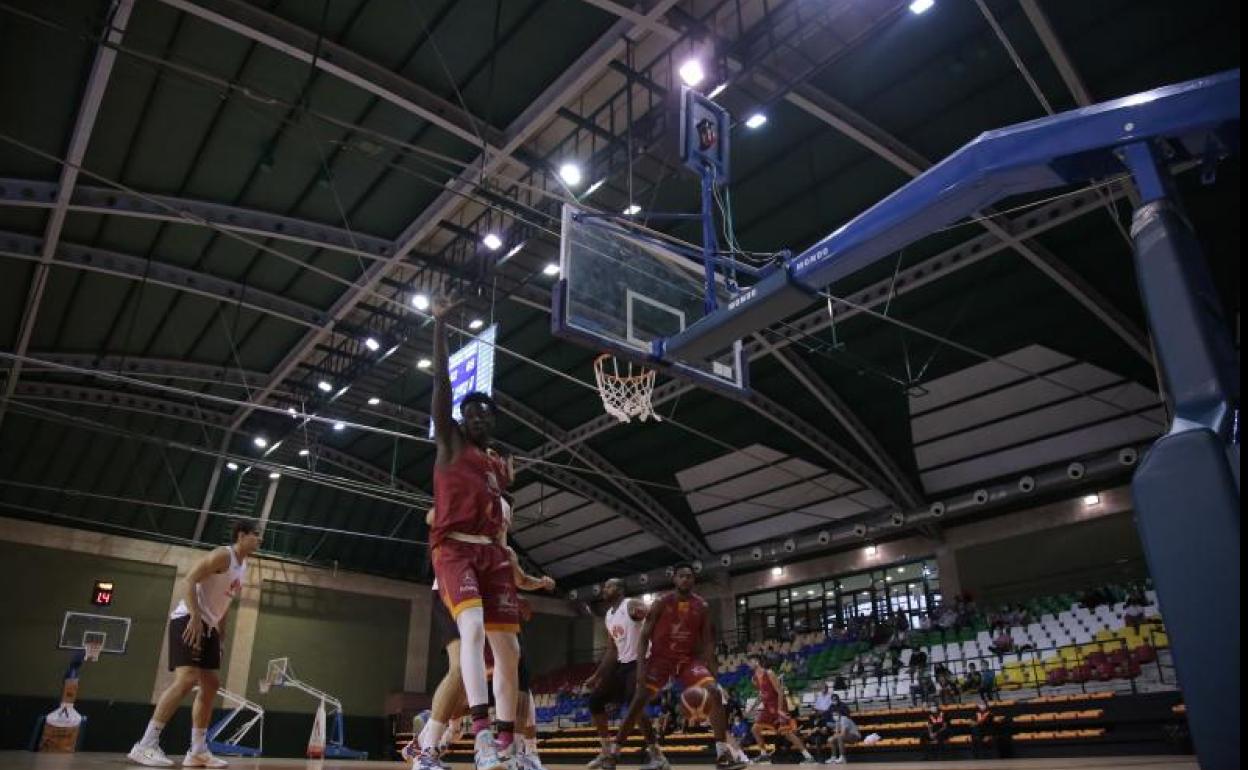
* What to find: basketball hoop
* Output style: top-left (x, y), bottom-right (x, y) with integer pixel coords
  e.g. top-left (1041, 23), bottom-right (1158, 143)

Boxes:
top-left (594, 354), bottom-right (660, 423)
top-left (83, 639), bottom-right (103, 662)
top-left (258, 658), bottom-right (289, 695)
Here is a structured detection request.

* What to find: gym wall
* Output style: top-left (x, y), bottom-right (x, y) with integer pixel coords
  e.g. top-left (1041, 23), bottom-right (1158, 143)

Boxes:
top-left (956, 511), bottom-right (1149, 605)
top-left (0, 539), bottom-right (175, 702)
top-left (247, 579), bottom-right (408, 717)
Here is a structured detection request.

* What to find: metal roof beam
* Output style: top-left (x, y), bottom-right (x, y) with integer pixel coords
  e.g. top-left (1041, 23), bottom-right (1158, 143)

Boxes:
top-left (1016, 0), bottom-right (1094, 107)
top-left (151, 0), bottom-right (508, 152)
top-left (230, 0), bottom-right (685, 432)
top-left (0, 231), bottom-right (328, 330)
top-left (757, 339), bottom-right (925, 508)
top-left (0, 177), bottom-right (394, 261)
top-left (0, 0), bottom-right (134, 431)
top-left (782, 81), bottom-right (1151, 360)
top-left (6, 352), bottom-right (268, 390)
top-left (493, 391), bottom-right (710, 560)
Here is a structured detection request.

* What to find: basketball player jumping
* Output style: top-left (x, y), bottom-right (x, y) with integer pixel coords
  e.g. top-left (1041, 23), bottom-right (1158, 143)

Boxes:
top-left (585, 578), bottom-right (665, 770)
top-left (411, 508), bottom-right (556, 770)
top-left (429, 292), bottom-right (523, 770)
top-left (748, 654), bottom-right (816, 764)
top-left (604, 564), bottom-right (747, 770)
top-left (128, 520), bottom-right (262, 768)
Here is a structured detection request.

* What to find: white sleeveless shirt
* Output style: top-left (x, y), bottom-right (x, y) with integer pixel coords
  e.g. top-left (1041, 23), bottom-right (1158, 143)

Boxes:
top-left (171, 546), bottom-right (247, 626)
top-left (606, 599), bottom-right (644, 664)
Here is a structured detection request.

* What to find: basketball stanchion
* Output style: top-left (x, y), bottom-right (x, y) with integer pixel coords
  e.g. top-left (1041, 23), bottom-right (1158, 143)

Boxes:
top-left (258, 657), bottom-right (367, 759)
top-left (196, 686), bottom-right (265, 757)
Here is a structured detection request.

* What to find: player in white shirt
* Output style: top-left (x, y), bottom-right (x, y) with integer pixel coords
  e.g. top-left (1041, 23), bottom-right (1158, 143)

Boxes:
top-left (584, 579), bottom-right (666, 770)
top-left (128, 520), bottom-right (262, 768)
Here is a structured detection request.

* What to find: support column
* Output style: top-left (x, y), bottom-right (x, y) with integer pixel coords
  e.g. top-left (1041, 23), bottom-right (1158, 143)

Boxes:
top-left (405, 588), bottom-right (432, 692)
top-left (224, 574), bottom-right (262, 695)
top-left (1123, 143), bottom-right (1240, 770)
top-left (933, 546), bottom-right (961, 600)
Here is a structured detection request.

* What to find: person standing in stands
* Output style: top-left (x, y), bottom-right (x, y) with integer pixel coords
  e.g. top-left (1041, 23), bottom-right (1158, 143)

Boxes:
top-left (922, 705), bottom-right (949, 760)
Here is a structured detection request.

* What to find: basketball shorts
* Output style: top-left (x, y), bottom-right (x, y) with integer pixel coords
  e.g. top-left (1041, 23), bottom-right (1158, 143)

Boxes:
top-left (431, 589), bottom-right (460, 649)
top-left (167, 615), bottom-right (222, 671)
top-left (756, 705), bottom-right (798, 735)
top-left (643, 656), bottom-right (714, 694)
top-left (433, 540), bottom-right (520, 632)
top-left (589, 660), bottom-right (639, 713)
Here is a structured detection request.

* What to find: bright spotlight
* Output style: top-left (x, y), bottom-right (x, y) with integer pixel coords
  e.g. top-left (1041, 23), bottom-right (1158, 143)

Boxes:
top-left (679, 58), bottom-right (705, 87)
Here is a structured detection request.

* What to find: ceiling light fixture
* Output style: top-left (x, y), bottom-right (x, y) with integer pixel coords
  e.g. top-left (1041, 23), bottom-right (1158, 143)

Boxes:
top-left (504, 242), bottom-right (525, 260)
top-left (469, 319), bottom-right (484, 330)
top-left (317, 380), bottom-right (332, 393)
top-left (1083, 494), bottom-right (1101, 506)
top-left (269, 472), bottom-right (280, 480)
top-left (559, 162), bottom-right (583, 186)
top-left (585, 179), bottom-right (606, 196)
top-left (364, 337), bottom-right (380, 351)
top-left (623, 204), bottom-right (642, 216)
top-left (333, 422), bottom-right (345, 431)
top-left (298, 449), bottom-right (310, 457)
top-left (482, 233), bottom-right (503, 251)
top-left (707, 82), bottom-right (728, 99)
top-left (253, 437), bottom-right (268, 449)
top-left (771, 566), bottom-right (783, 577)
top-left (909, 0), bottom-right (934, 14)
top-left (417, 358), bottom-right (432, 369)
top-left (367, 397), bottom-right (381, 406)
top-left (226, 462), bottom-right (239, 471)
top-left (678, 58), bottom-right (705, 87)
top-left (412, 293), bottom-right (430, 311)
top-left (542, 263), bottom-right (560, 276)
top-left (745, 112), bottom-right (768, 129)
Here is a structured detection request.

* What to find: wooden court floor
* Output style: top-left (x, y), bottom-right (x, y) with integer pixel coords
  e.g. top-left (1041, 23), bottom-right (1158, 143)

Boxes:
top-left (0, 753), bottom-right (1199, 770)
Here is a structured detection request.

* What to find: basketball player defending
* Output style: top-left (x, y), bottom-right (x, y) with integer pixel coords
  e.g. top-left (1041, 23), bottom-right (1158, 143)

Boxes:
top-left (748, 654), bottom-right (816, 764)
top-left (585, 579), bottom-right (665, 770)
top-left (429, 292), bottom-right (522, 770)
top-left (128, 520), bottom-right (262, 767)
top-left (605, 564), bottom-right (747, 770)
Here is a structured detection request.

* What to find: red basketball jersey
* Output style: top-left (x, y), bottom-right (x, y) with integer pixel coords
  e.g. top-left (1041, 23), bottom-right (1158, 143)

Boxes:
top-left (432, 443), bottom-right (509, 547)
top-left (754, 668), bottom-right (781, 709)
top-left (650, 591), bottom-right (709, 659)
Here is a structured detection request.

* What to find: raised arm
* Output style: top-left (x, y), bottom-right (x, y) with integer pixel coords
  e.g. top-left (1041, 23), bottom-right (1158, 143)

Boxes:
top-left (430, 293), bottom-right (460, 464)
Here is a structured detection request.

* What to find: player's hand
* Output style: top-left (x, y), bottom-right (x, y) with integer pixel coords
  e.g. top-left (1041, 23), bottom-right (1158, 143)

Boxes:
top-left (539, 576), bottom-right (557, 592)
top-left (183, 614), bottom-right (204, 649)
top-left (584, 674), bottom-right (601, 691)
top-left (431, 291), bottom-right (459, 320)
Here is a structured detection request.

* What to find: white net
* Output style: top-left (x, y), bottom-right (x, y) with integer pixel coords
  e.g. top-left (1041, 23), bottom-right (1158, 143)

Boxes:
top-left (594, 354), bottom-right (660, 423)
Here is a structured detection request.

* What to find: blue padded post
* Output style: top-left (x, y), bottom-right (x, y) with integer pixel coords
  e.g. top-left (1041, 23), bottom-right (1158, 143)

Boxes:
top-left (1126, 159), bottom-right (1240, 770)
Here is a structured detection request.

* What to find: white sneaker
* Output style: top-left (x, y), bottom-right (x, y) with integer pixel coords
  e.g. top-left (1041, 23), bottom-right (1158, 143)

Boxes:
top-left (127, 744), bottom-right (174, 767)
top-left (181, 749), bottom-right (228, 768)
top-left (474, 730), bottom-right (507, 770)
top-left (587, 753), bottom-right (609, 770)
top-left (415, 748), bottom-right (445, 770)
top-left (800, 756), bottom-right (819, 765)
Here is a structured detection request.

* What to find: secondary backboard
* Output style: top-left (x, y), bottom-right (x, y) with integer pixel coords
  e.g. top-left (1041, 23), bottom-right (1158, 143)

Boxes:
top-left (59, 611), bottom-right (131, 655)
top-left (552, 205), bottom-right (748, 396)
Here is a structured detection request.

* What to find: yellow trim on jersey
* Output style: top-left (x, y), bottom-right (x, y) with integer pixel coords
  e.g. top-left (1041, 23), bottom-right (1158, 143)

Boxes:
top-left (449, 597), bottom-right (484, 618)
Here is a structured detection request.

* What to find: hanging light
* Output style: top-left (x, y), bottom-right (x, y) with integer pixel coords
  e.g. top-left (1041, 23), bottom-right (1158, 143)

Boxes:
top-left (559, 162), bottom-right (583, 186)
top-left (678, 58), bottom-right (705, 87)
top-left (482, 233), bottom-right (503, 251)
